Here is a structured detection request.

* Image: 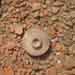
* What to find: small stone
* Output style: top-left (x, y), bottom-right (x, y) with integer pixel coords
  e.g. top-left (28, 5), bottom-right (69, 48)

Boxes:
top-left (24, 64), bottom-right (32, 69)
top-left (72, 18), bottom-right (75, 24)
top-left (73, 25), bottom-right (75, 33)
top-left (73, 35), bottom-right (75, 41)
top-left (25, 59), bottom-right (29, 65)
top-left (63, 39), bottom-right (72, 46)
top-left (32, 3), bottom-right (40, 11)
top-left (63, 30), bottom-right (72, 46)
top-left (32, 11), bottom-right (39, 18)
top-left (53, 1), bottom-right (64, 7)
top-left (39, 71), bottom-right (46, 75)
top-left (72, 69), bottom-right (75, 75)
top-left (64, 71), bottom-right (73, 75)
top-left (0, 68), bottom-right (4, 75)
top-left (68, 47), bottom-right (73, 55)
top-left (48, 26), bottom-right (56, 38)
top-left (3, 65), bottom-right (14, 75)
top-left (64, 56), bottom-right (75, 69)
top-left (14, 24), bottom-right (23, 35)
top-left (51, 7), bottom-right (59, 14)
top-left (69, 44), bottom-right (75, 55)
top-left (32, 64), bottom-right (39, 71)
top-left (31, 71), bottom-right (36, 75)
top-left (6, 41), bottom-right (16, 49)
top-left (70, 11), bottom-right (75, 18)
top-left (43, 9), bottom-right (49, 16)
top-left (57, 60), bottom-right (62, 64)
top-left (65, 21), bottom-right (73, 27)
top-left (54, 42), bottom-right (65, 52)
top-left (56, 63), bottom-right (64, 73)
top-left (42, 4), bottom-right (47, 9)
top-left (51, 16), bottom-right (58, 21)
top-left (46, 67), bottom-right (56, 75)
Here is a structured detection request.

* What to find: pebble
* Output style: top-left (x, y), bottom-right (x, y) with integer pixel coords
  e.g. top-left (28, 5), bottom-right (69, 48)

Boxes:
top-left (70, 11), bottom-right (75, 18)
top-left (14, 24), bottom-right (23, 35)
top-left (56, 62), bottom-right (64, 73)
top-left (73, 25), bottom-right (75, 33)
top-left (32, 64), bottom-right (39, 71)
top-left (54, 42), bottom-right (65, 52)
top-left (64, 56), bottom-right (75, 69)
top-left (46, 67), bottom-right (56, 75)
top-left (63, 30), bottom-right (72, 46)
top-left (69, 44), bottom-right (75, 55)
top-left (53, 1), bottom-right (64, 7)
top-left (57, 60), bottom-right (62, 64)
top-left (51, 7), bottom-right (60, 14)
top-left (32, 3), bottom-right (40, 11)
top-left (2, 65), bottom-right (14, 75)
top-left (73, 35), bottom-right (75, 41)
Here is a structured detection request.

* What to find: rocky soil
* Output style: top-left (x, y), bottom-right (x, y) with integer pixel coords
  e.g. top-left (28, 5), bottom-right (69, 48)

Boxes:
top-left (0, 0), bottom-right (75, 75)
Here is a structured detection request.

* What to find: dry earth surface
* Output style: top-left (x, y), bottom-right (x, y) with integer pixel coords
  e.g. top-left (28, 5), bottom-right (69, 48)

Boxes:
top-left (0, 0), bottom-right (75, 75)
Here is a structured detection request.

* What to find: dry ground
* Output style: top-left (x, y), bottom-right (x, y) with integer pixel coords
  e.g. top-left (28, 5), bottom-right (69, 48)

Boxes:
top-left (0, 0), bottom-right (75, 75)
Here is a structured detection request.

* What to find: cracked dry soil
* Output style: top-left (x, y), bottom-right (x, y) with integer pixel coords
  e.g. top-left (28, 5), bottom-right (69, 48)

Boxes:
top-left (0, 0), bottom-right (75, 75)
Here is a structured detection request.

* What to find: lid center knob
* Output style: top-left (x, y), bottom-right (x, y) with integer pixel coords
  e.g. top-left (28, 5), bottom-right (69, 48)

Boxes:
top-left (32, 38), bottom-right (42, 49)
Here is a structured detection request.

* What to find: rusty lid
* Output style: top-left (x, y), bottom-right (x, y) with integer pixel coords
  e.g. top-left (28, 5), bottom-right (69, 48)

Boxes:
top-left (22, 27), bottom-right (50, 56)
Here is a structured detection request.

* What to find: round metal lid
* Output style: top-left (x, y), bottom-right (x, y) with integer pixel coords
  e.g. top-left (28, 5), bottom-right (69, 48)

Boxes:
top-left (22, 27), bottom-right (50, 56)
